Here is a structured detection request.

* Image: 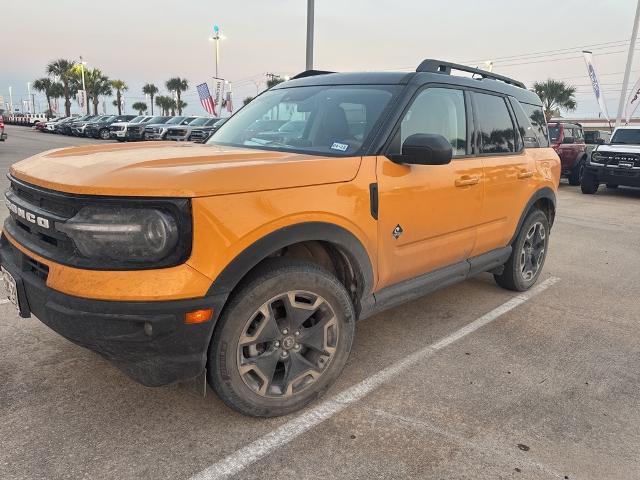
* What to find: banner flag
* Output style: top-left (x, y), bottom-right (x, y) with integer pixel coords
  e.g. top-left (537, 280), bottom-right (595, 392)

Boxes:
top-left (625, 76), bottom-right (640, 123)
top-left (212, 77), bottom-right (225, 114)
top-left (582, 51), bottom-right (610, 121)
top-left (76, 89), bottom-right (87, 108)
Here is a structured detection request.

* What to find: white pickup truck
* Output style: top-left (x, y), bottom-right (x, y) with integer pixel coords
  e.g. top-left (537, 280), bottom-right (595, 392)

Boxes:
top-left (582, 126), bottom-right (640, 193)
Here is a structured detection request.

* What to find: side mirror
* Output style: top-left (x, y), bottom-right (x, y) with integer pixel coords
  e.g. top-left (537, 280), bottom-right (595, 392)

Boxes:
top-left (562, 136), bottom-right (575, 144)
top-left (390, 133), bottom-right (453, 165)
top-left (596, 138), bottom-right (605, 144)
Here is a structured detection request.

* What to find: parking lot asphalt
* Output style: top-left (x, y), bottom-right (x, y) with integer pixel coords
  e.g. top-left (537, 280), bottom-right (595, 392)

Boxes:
top-left (0, 125), bottom-right (639, 480)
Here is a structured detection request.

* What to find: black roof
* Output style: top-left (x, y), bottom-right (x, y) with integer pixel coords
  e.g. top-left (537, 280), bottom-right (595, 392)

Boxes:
top-left (275, 60), bottom-right (541, 106)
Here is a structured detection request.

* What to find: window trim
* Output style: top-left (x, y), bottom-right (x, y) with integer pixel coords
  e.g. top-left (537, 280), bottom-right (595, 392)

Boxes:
top-left (470, 90), bottom-right (525, 158)
top-left (382, 83), bottom-right (474, 160)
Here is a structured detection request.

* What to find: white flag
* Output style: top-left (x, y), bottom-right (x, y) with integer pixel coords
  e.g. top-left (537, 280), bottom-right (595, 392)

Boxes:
top-left (582, 51), bottom-right (609, 121)
top-left (211, 77), bottom-right (225, 115)
top-left (625, 76), bottom-right (640, 123)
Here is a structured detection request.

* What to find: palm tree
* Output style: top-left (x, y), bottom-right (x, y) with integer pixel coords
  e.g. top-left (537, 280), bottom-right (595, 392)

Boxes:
top-left (533, 79), bottom-right (577, 121)
top-left (46, 59), bottom-right (77, 116)
top-left (243, 97), bottom-right (254, 106)
top-left (32, 78), bottom-right (64, 119)
top-left (84, 69), bottom-right (112, 115)
top-left (132, 102), bottom-right (148, 115)
top-left (165, 77), bottom-right (189, 115)
top-left (155, 95), bottom-right (173, 115)
top-left (142, 84), bottom-right (159, 114)
top-left (110, 79), bottom-right (128, 115)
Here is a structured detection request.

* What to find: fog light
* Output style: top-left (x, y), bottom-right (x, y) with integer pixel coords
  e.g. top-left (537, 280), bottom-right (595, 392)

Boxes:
top-left (185, 308), bottom-right (213, 324)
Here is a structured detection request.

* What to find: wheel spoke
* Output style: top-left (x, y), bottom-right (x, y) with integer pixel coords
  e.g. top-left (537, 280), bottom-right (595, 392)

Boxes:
top-left (283, 351), bottom-right (319, 396)
top-left (298, 315), bottom-right (337, 354)
top-left (238, 304), bottom-right (280, 347)
top-left (283, 292), bottom-right (323, 331)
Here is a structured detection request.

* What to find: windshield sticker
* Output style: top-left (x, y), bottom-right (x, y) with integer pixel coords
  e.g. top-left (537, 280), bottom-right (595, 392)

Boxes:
top-left (331, 142), bottom-right (349, 152)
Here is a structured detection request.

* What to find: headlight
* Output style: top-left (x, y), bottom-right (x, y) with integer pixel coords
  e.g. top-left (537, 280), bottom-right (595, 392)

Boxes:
top-left (57, 207), bottom-right (179, 262)
top-left (591, 152), bottom-right (605, 164)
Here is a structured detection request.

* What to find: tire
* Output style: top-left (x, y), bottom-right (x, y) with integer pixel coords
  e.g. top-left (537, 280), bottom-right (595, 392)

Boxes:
top-left (606, 183), bottom-right (619, 189)
top-left (208, 258), bottom-right (355, 417)
top-left (99, 128), bottom-right (110, 140)
top-left (494, 209), bottom-right (550, 292)
top-left (567, 159), bottom-right (584, 186)
top-left (580, 170), bottom-right (599, 194)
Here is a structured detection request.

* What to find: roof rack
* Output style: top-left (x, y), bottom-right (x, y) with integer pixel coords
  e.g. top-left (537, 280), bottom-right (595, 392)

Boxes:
top-left (416, 59), bottom-right (526, 89)
top-left (290, 70), bottom-right (335, 80)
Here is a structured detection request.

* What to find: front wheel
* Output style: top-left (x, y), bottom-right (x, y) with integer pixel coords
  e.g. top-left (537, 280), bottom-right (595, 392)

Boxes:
top-left (581, 170), bottom-right (599, 194)
top-left (494, 209), bottom-right (549, 292)
top-left (99, 128), bottom-right (110, 140)
top-left (208, 258), bottom-right (355, 417)
top-left (568, 159), bottom-right (585, 186)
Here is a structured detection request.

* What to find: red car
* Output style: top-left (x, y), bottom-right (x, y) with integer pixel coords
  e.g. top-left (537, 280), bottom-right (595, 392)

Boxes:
top-left (0, 118), bottom-right (6, 142)
top-left (548, 122), bottom-right (588, 185)
top-left (34, 121), bottom-right (47, 132)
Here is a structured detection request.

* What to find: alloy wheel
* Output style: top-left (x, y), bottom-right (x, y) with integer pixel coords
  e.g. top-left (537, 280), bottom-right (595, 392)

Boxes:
top-left (237, 290), bottom-right (338, 398)
top-left (519, 222), bottom-right (546, 281)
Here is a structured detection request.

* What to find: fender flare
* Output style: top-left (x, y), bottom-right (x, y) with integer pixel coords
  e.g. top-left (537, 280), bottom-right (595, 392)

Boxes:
top-left (206, 222), bottom-right (374, 301)
top-left (509, 187), bottom-right (556, 245)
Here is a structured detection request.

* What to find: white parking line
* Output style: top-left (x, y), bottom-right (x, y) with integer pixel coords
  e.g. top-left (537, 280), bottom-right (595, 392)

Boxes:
top-left (189, 276), bottom-right (560, 480)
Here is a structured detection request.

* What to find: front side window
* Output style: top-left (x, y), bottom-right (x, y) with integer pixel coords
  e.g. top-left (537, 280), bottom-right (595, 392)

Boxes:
top-left (474, 93), bottom-right (516, 154)
top-left (394, 87), bottom-right (467, 156)
top-left (209, 85), bottom-right (399, 157)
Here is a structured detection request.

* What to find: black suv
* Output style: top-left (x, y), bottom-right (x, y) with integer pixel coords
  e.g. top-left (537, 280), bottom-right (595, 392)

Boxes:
top-left (86, 115), bottom-right (136, 140)
top-left (126, 116), bottom-right (172, 141)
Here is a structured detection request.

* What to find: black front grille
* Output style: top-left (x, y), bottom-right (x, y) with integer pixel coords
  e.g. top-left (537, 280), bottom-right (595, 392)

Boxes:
top-left (167, 128), bottom-right (186, 136)
top-left (26, 256), bottom-right (49, 281)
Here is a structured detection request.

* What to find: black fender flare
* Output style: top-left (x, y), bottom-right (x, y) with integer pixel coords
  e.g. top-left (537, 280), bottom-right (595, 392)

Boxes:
top-left (509, 187), bottom-right (556, 245)
top-left (206, 222), bottom-right (374, 301)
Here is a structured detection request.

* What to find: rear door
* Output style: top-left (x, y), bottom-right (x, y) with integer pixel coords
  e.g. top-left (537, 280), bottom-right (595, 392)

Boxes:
top-left (471, 91), bottom-right (536, 255)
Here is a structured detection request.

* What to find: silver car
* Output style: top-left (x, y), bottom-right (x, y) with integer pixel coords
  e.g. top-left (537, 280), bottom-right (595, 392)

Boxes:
top-left (144, 116), bottom-right (196, 140)
top-left (109, 115), bottom-right (152, 142)
top-left (165, 117), bottom-right (219, 141)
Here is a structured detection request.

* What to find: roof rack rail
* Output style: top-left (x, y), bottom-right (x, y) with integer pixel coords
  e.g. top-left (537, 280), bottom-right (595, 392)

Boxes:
top-left (290, 70), bottom-right (335, 80)
top-left (416, 59), bottom-right (526, 89)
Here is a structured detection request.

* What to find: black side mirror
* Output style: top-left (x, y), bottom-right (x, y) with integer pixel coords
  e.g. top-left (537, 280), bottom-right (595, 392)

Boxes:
top-left (390, 133), bottom-right (453, 165)
top-left (562, 136), bottom-right (575, 144)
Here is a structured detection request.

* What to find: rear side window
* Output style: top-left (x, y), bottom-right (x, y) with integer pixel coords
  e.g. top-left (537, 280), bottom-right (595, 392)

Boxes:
top-left (396, 87), bottom-right (467, 156)
top-left (509, 98), bottom-right (545, 148)
top-left (520, 103), bottom-right (549, 147)
top-left (474, 93), bottom-right (517, 154)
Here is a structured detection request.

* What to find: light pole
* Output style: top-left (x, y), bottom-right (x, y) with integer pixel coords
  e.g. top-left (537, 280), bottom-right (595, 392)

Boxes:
top-left (209, 25), bottom-right (225, 78)
top-left (616, 0), bottom-right (640, 128)
top-left (79, 56), bottom-right (89, 115)
top-left (27, 82), bottom-right (32, 113)
top-left (306, 0), bottom-right (314, 70)
top-left (9, 86), bottom-right (13, 113)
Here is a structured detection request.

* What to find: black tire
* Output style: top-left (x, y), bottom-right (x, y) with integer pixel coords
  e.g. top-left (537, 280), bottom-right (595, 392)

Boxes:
top-left (606, 183), bottom-right (619, 189)
top-left (208, 258), bottom-right (355, 417)
top-left (494, 209), bottom-right (550, 292)
top-left (567, 159), bottom-right (584, 186)
top-left (99, 128), bottom-right (110, 140)
top-left (581, 170), bottom-right (599, 194)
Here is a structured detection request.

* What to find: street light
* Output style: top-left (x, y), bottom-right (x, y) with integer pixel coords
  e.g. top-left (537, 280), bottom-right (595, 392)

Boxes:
top-left (209, 25), bottom-right (226, 78)
top-left (79, 56), bottom-right (88, 114)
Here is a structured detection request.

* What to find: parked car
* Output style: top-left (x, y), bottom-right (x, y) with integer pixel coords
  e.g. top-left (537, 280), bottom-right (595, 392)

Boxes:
top-left (58, 115), bottom-right (96, 136)
top-left (85, 115), bottom-right (136, 140)
top-left (52, 116), bottom-right (80, 134)
top-left (144, 116), bottom-right (196, 141)
top-left (190, 118), bottom-right (227, 143)
top-left (165, 117), bottom-right (218, 141)
top-left (582, 125), bottom-right (640, 193)
top-left (548, 121), bottom-right (588, 185)
top-left (584, 129), bottom-right (611, 157)
top-left (109, 115), bottom-right (151, 142)
top-left (126, 116), bottom-right (172, 141)
top-left (71, 115), bottom-right (110, 137)
top-left (0, 118), bottom-right (6, 141)
top-left (43, 116), bottom-right (69, 133)
top-left (0, 60), bottom-right (559, 417)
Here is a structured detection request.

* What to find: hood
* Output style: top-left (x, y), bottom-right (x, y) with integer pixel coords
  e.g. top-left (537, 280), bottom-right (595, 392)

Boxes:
top-left (596, 144), bottom-right (640, 154)
top-left (10, 143), bottom-right (362, 197)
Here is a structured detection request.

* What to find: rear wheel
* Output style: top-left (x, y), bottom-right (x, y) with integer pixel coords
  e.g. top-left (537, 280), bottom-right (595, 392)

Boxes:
top-left (99, 128), bottom-right (110, 140)
top-left (568, 159), bottom-right (585, 186)
top-left (580, 170), bottom-right (599, 194)
top-left (494, 209), bottom-right (549, 292)
top-left (208, 258), bottom-right (355, 417)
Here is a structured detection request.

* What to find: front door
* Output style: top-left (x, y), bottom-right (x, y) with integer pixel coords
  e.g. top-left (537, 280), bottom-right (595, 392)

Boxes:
top-left (376, 86), bottom-right (484, 289)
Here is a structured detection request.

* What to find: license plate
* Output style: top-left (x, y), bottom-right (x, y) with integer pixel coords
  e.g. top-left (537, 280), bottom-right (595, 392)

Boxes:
top-left (619, 161), bottom-right (634, 168)
top-left (1, 266), bottom-right (19, 312)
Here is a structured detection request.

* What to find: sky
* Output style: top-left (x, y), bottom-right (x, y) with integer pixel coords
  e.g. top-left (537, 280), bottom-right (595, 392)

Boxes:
top-left (1, 0), bottom-right (639, 119)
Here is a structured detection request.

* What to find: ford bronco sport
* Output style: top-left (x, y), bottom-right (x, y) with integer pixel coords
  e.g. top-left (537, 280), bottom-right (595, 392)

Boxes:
top-left (0, 60), bottom-right (559, 417)
top-left (581, 125), bottom-right (640, 193)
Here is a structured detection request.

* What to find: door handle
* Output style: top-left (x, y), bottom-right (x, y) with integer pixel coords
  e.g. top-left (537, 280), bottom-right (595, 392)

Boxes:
top-left (455, 175), bottom-right (480, 187)
top-left (517, 170), bottom-right (534, 179)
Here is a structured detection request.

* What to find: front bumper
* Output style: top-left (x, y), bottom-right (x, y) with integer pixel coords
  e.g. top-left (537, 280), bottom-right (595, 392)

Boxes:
top-left (0, 234), bottom-right (226, 386)
top-left (586, 164), bottom-right (640, 187)
top-left (145, 132), bottom-right (166, 140)
top-left (109, 129), bottom-right (126, 139)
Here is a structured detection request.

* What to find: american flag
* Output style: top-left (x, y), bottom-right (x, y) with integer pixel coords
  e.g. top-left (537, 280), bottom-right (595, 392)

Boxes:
top-left (197, 82), bottom-right (216, 115)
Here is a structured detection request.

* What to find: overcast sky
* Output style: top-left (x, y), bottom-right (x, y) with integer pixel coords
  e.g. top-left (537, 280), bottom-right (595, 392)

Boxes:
top-left (1, 0), bottom-right (639, 118)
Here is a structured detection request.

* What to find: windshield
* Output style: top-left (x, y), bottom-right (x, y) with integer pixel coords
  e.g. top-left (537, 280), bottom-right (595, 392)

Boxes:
top-left (548, 125), bottom-right (560, 143)
top-left (146, 116), bottom-right (171, 124)
top-left (128, 116), bottom-right (144, 123)
top-left (166, 116), bottom-right (186, 125)
top-left (208, 85), bottom-right (399, 156)
top-left (100, 116), bottom-right (116, 122)
top-left (189, 117), bottom-right (209, 126)
top-left (611, 128), bottom-right (640, 144)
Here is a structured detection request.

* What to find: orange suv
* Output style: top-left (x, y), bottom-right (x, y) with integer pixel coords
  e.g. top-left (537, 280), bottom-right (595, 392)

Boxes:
top-left (1, 60), bottom-right (559, 417)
